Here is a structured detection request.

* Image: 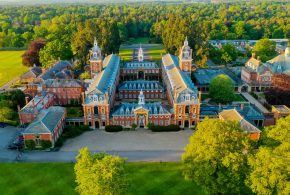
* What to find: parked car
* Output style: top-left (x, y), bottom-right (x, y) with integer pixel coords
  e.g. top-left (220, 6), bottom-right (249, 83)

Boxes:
top-left (0, 122), bottom-right (7, 128)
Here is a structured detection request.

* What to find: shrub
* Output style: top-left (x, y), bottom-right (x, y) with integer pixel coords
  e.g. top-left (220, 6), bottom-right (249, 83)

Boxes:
top-left (105, 125), bottom-right (123, 132)
top-left (41, 140), bottom-right (52, 149)
top-left (149, 124), bottom-right (180, 132)
top-left (25, 140), bottom-right (35, 150)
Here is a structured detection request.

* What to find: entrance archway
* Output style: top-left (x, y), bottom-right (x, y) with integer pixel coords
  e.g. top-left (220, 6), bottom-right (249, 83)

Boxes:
top-left (184, 120), bottom-right (189, 128)
top-left (138, 71), bottom-right (144, 80)
top-left (95, 121), bottom-right (100, 129)
top-left (241, 85), bottom-right (248, 92)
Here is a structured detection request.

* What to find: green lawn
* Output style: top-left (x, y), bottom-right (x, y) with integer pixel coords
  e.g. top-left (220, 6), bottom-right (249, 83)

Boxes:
top-left (66, 106), bottom-right (84, 118)
top-left (0, 162), bottom-right (205, 195)
top-left (119, 46), bottom-right (133, 62)
top-left (0, 50), bottom-right (28, 87)
top-left (127, 37), bottom-right (149, 44)
top-left (201, 93), bottom-right (246, 102)
top-left (148, 44), bottom-right (166, 61)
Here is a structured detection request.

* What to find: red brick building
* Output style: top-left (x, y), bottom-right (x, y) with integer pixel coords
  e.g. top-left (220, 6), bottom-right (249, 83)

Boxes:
top-left (18, 92), bottom-right (55, 125)
top-left (44, 79), bottom-right (84, 105)
top-left (272, 73), bottom-right (290, 91)
top-left (23, 106), bottom-right (66, 148)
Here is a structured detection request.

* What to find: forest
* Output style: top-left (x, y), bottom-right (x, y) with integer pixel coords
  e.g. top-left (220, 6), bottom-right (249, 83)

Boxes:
top-left (0, 1), bottom-right (289, 67)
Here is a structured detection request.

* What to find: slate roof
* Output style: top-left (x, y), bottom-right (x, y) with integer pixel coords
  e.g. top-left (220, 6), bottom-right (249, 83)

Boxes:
top-left (118, 80), bottom-right (163, 90)
top-left (85, 54), bottom-right (120, 105)
top-left (41, 61), bottom-right (73, 80)
top-left (193, 68), bottom-right (242, 85)
top-left (162, 54), bottom-right (198, 103)
top-left (266, 48), bottom-right (290, 75)
top-left (20, 66), bottom-right (42, 79)
top-left (200, 104), bottom-right (265, 121)
top-left (45, 79), bottom-right (83, 88)
top-left (123, 61), bottom-right (158, 69)
top-left (112, 102), bottom-right (170, 116)
top-left (219, 109), bottom-right (261, 133)
top-left (19, 92), bottom-right (54, 114)
top-left (23, 106), bottom-right (65, 134)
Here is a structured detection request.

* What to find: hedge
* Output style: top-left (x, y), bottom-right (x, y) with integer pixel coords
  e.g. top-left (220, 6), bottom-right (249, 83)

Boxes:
top-left (25, 140), bottom-right (35, 150)
top-left (55, 125), bottom-right (91, 147)
top-left (105, 125), bottom-right (123, 132)
top-left (41, 140), bottom-right (52, 149)
top-left (148, 124), bottom-right (180, 132)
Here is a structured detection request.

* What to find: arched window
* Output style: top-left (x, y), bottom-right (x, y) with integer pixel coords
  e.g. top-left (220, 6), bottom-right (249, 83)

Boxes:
top-left (185, 106), bottom-right (190, 114)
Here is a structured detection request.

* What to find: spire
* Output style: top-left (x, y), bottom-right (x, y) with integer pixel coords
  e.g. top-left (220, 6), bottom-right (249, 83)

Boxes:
top-left (138, 44), bottom-right (144, 62)
top-left (138, 89), bottom-right (145, 105)
top-left (94, 37), bottom-right (97, 47)
top-left (184, 36), bottom-right (188, 46)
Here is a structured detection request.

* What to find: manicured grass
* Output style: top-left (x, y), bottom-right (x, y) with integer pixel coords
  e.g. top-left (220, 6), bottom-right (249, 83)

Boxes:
top-left (66, 106), bottom-right (84, 118)
top-left (201, 93), bottom-right (246, 102)
top-left (0, 162), bottom-right (205, 195)
top-left (119, 46), bottom-right (133, 61)
top-left (0, 50), bottom-right (28, 87)
top-left (127, 37), bottom-right (149, 44)
top-left (148, 44), bottom-right (166, 61)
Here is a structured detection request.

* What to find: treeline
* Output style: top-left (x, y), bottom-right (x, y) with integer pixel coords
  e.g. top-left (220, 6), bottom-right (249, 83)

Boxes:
top-left (0, 2), bottom-right (289, 67)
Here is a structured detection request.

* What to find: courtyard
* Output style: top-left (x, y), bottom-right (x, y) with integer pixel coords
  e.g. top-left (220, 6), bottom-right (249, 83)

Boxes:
top-left (60, 129), bottom-right (193, 152)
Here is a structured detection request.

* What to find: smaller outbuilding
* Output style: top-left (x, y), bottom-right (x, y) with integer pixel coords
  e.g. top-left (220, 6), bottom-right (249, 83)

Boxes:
top-left (22, 106), bottom-right (66, 149)
top-left (219, 109), bottom-right (261, 141)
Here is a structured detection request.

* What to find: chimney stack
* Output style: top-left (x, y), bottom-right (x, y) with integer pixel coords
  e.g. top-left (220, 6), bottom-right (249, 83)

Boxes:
top-left (25, 96), bottom-right (29, 105)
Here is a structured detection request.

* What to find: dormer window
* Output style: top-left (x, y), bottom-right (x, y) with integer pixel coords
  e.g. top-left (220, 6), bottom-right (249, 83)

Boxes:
top-left (185, 94), bottom-right (190, 101)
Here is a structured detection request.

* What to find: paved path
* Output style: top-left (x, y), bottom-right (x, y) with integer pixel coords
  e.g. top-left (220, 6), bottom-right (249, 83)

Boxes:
top-left (0, 128), bottom-right (193, 162)
top-left (60, 129), bottom-right (192, 152)
top-left (241, 92), bottom-right (270, 113)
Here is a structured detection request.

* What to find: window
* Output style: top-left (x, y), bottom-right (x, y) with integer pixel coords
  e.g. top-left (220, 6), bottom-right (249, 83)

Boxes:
top-left (185, 94), bottom-right (190, 101)
top-left (35, 135), bottom-right (40, 146)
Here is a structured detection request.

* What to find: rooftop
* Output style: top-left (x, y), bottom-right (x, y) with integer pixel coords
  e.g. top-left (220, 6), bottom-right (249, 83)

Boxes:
top-left (23, 106), bottom-right (65, 134)
top-left (118, 80), bottom-right (163, 90)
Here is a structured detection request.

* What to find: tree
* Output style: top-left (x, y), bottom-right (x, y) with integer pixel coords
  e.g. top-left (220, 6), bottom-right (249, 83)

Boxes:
top-left (22, 38), bottom-right (46, 67)
top-left (247, 116), bottom-right (290, 195)
top-left (220, 44), bottom-right (238, 65)
top-left (253, 38), bottom-right (276, 62)
top-left (131, 123), bottom-right (137, 130)
top-left (0, 107), bottom-right (14, 122)
top-left (79, 72), bottom-right (90, 80)
top-left (183, 118), bottom-right (252, 194)
top-left (75, 147), bottom-right (128, 195)
top-left (209, 74), bottom-right (235, 103)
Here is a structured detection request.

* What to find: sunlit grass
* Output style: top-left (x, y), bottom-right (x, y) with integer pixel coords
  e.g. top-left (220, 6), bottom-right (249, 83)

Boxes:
top-left (0, 50), bottom-right (28, 87)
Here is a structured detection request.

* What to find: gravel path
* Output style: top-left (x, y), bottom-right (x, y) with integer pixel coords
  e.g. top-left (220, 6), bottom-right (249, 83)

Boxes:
top-left (60, 129), bottom-right (193, 152)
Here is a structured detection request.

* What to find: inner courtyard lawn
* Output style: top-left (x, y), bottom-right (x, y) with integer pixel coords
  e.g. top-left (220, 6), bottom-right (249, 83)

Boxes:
top-left (0, 50), bottom-right (28, 87)
top-left (119, 46), bottom-right (133, 61)
top-left (0, 162), bottom-right (205, 195)
top-left (148, 45), bottom-right (166, 61)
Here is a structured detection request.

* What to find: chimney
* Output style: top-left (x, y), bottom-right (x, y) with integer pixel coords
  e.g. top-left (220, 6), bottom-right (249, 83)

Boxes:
top-left (25, 97), bottom-right (29, 105)
top-left (32, 99), bottom-right (35, 107)
top-left (252, 52), bottom-right (256, 58)
top-left (241, 103), bottom-right (244, 111)
top-left (17, 105), bottom-right (21, 112)
top-left (81, 92), bottom-right (85, 104)
top-left (219, 103), bottom-right (221, 110)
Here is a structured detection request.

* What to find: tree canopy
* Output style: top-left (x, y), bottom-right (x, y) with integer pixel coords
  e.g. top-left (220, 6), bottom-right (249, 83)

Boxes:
top-left (247, 116), bottom-right (290, 195)
top-left (182, 118), bottom-right (253, 194)
top-left (253, 38), bottom-right (277, 62)
top-left (75, 147), bottom-right (128, 195)
top-left (209, 74), bottom-right (235, 103)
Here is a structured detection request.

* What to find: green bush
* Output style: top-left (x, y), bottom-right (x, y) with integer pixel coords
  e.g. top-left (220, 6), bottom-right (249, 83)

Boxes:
top-left (149, 124), bottom-right (180, 132)
top-left (105, 125), bottom-right (123, 132)
top-left (25, 140), bottom-right (35, 150)
top-left (41, 140), bottom-right (52, 149)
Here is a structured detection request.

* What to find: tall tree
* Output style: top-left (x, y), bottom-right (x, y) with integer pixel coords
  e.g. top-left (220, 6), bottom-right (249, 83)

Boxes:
top-left (209, 74), bottom-right (235, 103)
top-left (247, 116), bottom-right (290, 195)
top-left (183, 118), bottom-right (253, 194)
top-left (75, 147), bottom-right (128, 195)
top-left (22, 38), bottom-right (46, 67)
top-left (253, 38), bottom-right (277, 62)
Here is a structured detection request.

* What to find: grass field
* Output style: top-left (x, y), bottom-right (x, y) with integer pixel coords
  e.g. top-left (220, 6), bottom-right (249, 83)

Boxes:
top-left (119, 46), bottom-right (133, 61)
top-left (148, 44), bottom-right (166, 62)
top-left (201, 93), bottom-right (246, 102)
top-left (0, 162), bottom-right (205, 195)
top-left (0, 50), bottom-right (28, 87)
top-left (127, 37), bottom-right (149, 44)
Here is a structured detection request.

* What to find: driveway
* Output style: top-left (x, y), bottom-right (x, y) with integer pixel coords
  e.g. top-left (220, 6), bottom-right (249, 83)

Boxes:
top-left (0, 126), bottom-right (19, 161)
top-left (61, 129), bottom-right (193, 152)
